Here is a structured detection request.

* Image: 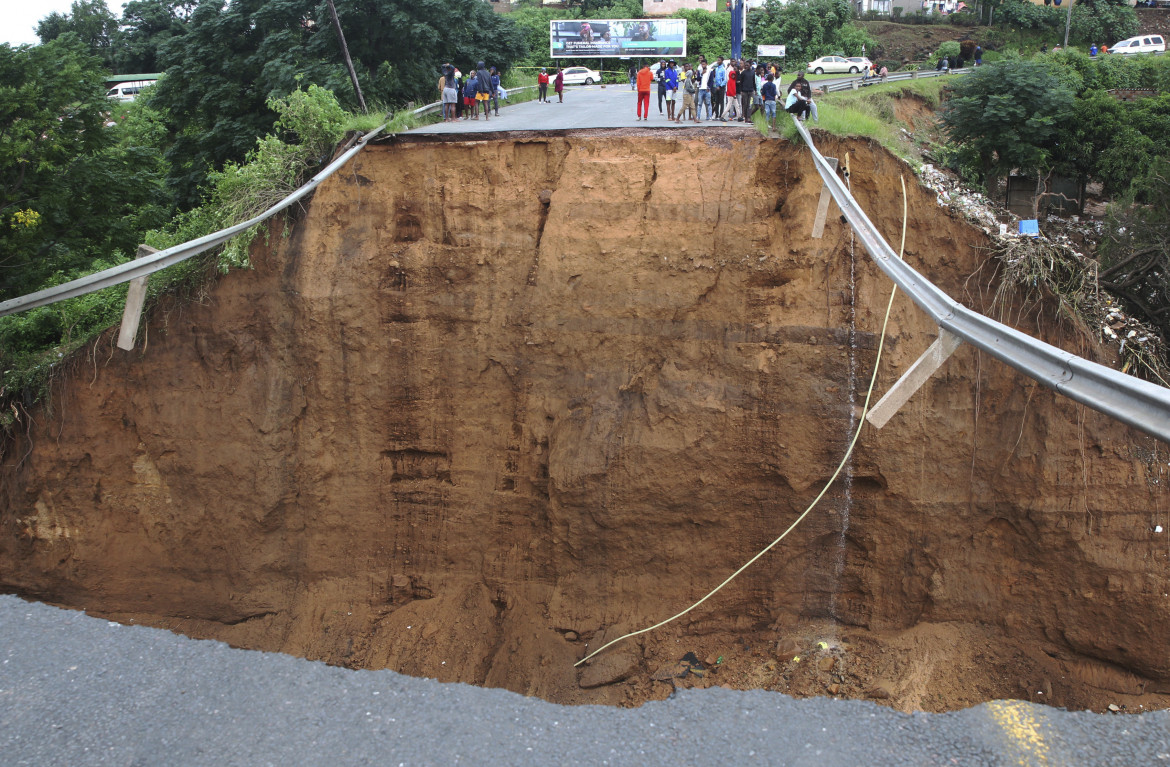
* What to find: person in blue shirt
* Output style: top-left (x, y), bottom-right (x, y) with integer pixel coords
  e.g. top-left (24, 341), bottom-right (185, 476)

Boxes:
top-left (463, 73), bottom-right (478, 120)
top-left (712, 57), bottom-right (727, 119)
top-left (1090, 44), bottom-right (1099, 57)
top-left (489, 67), bottom-right (501, 116)
top-left (663, 60), bottom-right (679, 121)
top-left (760, 73), bottom-right (778, 132)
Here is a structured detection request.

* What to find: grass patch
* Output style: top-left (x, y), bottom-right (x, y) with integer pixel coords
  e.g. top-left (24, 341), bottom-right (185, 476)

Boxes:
top-left (772, 79), bottom-right (947, 155)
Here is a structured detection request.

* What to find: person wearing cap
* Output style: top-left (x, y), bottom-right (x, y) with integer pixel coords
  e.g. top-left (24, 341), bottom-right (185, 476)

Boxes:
top-left (537, 67), bottom-right (549, 102)
top-left (663, 60), bottom-right (679, 121)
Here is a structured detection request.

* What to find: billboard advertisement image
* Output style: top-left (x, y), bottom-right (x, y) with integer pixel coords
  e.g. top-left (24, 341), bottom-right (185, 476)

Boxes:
top-left (550, 19), bottom-right (686, 59)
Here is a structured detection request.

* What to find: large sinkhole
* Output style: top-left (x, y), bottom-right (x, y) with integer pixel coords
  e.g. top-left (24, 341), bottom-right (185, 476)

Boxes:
top-left (3, 135), bottom-right (1169, 712)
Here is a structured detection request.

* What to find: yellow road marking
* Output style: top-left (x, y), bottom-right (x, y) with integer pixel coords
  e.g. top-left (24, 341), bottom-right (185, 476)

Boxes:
top-left (987, 700), bottom-right (1051, 766)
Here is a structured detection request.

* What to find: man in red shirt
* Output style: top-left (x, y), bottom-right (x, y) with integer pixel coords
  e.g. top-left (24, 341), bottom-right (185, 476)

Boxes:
top-left (537, 68), bottom-right (550, 102)
top-left (636, 63), bottom-right (653, 120)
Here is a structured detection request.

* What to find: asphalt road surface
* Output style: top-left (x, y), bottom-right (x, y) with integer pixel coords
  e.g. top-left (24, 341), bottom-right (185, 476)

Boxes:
top-left (1, 595), bottom-right (1167, 766)
top-left (406, 84), bottom-right (759, 135)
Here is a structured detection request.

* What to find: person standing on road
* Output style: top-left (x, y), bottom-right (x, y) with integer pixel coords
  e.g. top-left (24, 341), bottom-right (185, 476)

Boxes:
top-left (476, 61), bottom-right (493, 120)
top-left (656, 60), bottom-right (668, 113)
top-left (711, 57), bottom-right (726, 119)
top-left (489, 66), bottom-right (501, 116)
top-left (738, 60), bottom-right (756, 122)
top-left (696, 60), bottom-right (712, 120)
top-left (724, 61), bottom-right (738, 121)
top-left (554, 66), bottom-right (565, 103)
top-left (537, 67), bottom-right (549, 102)
top-left (636, 62), bottom-right (653, 120)
top-left (761, 73), bottom-right (778, 132)
top-left (463, 71), bottom-right (478, 120)
top-left (663, 60), bottom-right (679, 121)
top-left (439, 64), bottom-right (457, 122)
top-left (628, 63), bottom-right (637, 90)
top-left (678, 64), bottom-right (698, 123)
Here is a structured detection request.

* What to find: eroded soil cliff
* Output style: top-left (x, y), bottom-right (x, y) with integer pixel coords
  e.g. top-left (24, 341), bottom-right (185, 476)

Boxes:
top-left (3, 133), bottom-right (1169, 712)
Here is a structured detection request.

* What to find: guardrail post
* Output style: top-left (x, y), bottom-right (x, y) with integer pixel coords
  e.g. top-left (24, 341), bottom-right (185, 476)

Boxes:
top-left (912, 70), bottom-right (919, 79)
top-left (866, 328), bottom-right (962, 429)
top-left (851, 80), bottom-right (859, 90)
top-left (117, 244), bottom-right (156, 351)
top-left (812, 157), bottom-right (840, 239)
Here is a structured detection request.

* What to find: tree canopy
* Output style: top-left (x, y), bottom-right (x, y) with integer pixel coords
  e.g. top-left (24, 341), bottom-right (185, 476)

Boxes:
top-left (940, 59), bottom-right (1074, 191)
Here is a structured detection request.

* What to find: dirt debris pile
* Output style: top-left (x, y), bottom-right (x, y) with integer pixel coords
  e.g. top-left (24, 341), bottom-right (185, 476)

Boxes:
top-left (2, 134), bottom-right (1169, 711)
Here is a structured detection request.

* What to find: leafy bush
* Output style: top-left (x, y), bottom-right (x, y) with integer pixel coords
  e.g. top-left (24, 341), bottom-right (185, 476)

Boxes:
top-left (940, 59), bottom-right (1075, 191)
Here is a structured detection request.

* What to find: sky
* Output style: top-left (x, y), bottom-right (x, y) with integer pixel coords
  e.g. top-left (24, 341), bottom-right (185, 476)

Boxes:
top-left (4, 0), bottom-right (125, 48)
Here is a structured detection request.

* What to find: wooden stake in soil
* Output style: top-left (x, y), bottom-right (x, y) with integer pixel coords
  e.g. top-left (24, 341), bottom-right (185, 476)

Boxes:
top-left (116, 244), bottom-right (157, 351)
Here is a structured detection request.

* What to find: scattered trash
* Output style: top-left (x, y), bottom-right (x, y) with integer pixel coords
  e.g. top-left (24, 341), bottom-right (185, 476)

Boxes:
top-left (1108, 703), bottom-right (1122, 712)
top-left (1019, 219), bottom-right (1040, 237)
top-left (816, 641), bottom-right (829, 650)
top-left (1157, 526), bottom-right (1164, 533)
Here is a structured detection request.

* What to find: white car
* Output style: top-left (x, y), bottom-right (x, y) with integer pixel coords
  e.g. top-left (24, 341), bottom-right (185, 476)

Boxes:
top-left (1110, 35), bottom-right (1166, 54)
top-left (561, 66), bottom-right (602, 85)
top-left (807, 56), bottom-right (863, 74)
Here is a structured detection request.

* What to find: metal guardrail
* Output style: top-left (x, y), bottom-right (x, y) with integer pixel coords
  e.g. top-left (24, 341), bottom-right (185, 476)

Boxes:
top-left (790, 115), bottom-right (1170, 443)
top-left (0, 86), bottom-right (542, 320)
top-left (819, 67), bottom-right (970, 93)
top-left (0, 124), bottom-right (388, 319)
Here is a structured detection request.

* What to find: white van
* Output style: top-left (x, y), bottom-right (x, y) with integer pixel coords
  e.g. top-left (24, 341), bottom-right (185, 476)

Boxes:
top-left (1110, 35), bottom-right (1166, 55)
top-left (106, 80), bottom-right (155, 102)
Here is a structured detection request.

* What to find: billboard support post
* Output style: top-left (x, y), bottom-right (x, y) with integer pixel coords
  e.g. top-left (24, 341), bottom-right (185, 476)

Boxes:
top-left (730, 0), bottom-right (744, 60)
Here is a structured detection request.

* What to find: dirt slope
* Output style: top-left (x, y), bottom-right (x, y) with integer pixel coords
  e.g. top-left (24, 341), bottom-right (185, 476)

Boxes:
top-left (2, 133), bottom-right (1168, 712)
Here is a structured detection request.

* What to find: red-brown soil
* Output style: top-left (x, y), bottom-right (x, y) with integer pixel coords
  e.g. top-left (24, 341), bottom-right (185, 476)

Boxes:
top-left (2, 133), bottom-right (1169, 713)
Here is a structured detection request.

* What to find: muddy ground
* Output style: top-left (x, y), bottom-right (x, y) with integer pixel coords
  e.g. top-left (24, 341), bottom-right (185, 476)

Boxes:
top-left (2, 133), bottom-right (1168, 713)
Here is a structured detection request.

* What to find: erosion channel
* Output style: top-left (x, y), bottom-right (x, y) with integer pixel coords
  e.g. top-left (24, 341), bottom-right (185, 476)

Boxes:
top-left (3, 132), bottom-right (1169, 713)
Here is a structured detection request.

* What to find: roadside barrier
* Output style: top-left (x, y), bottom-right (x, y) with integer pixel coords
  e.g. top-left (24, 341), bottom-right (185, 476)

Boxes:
top-left (0, 124), bottom-right (388, 319)
top-left (819, 66), bottom-right (970, 93)
top-left (788, 115), bottom-right (1170, 443)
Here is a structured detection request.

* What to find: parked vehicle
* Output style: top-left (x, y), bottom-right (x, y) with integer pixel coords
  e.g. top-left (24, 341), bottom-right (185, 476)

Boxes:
top-left (1110, 35), bottom-right (1166, 54)
top-left (561, 66), bottom-right (602, 85)
top-left (105, 80), bottom-right (155, 102)
top-left (848, 57), bottom-right (874, 72)
top-left (807, 56), bottom-right (862, 74)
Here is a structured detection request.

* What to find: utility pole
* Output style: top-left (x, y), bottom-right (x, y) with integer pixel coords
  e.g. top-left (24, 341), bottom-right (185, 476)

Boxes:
top-left (1063, 0), bottom-right (1074, 49)
top-left (326, 0), bottom-right (368, 114)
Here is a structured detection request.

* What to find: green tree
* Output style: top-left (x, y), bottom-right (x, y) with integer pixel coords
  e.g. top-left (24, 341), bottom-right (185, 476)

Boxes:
top-left (113, 0), bottom-right (197, 74)
top-left (940, 59), bottom-right (1074, 193)
top-left (150, 0), bottom-right (526, 206)
top-left (1070, 0), bottom-right (1138, 48)
top-left (35, 0), bottom-right (121, 69)
top-left (745, 0), bottom-right (870, 67)
top-left (674, 9), bottom-right (731, 62)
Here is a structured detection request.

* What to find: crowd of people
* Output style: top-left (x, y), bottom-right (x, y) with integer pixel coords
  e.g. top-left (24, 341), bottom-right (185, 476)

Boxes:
top-left (631, 57), bottom-right (819, 130)
top-left (435, 57), bottom-right (826, 128)
top-left (438, 61), bottom-right (512, 121)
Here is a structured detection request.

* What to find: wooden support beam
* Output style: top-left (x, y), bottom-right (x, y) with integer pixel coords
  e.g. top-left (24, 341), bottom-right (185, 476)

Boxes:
top-left (117, 244), bottom-right (157, 351)
top-left (866, 328), bottom-right (963, 429)
top-left (811, 156), bottom-right (839, 239)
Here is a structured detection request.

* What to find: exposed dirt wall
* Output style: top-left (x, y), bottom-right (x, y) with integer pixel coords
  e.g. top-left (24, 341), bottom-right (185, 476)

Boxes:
top-left (2, 133), bottom-right (1168, 711)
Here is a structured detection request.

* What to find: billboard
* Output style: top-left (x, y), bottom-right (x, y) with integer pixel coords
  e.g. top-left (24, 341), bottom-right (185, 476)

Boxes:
top-left (549, 19), bottom-right (686, 59)
top-left (757, 44), bottom-right (786, 58)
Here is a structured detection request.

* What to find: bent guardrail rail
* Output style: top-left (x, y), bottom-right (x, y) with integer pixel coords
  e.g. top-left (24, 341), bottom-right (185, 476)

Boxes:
top-left (790, 116), bottom-right (1170, 443)
top-left (0, 86), bottom-right (535, 320)
top-left (0, 124), bottom-right (389, 319)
